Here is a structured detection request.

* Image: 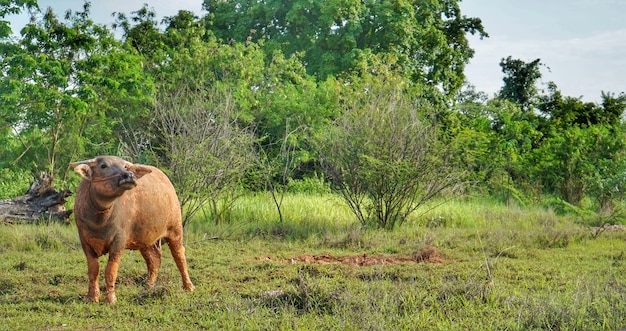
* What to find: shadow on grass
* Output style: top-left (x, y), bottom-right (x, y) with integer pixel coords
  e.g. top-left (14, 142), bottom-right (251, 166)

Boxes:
top-left (252, 269), bottom-right (341, 316)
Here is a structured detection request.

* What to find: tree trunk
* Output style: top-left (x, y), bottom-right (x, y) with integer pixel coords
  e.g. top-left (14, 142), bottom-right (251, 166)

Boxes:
top-left (0, 173), bottom-right (73, 224)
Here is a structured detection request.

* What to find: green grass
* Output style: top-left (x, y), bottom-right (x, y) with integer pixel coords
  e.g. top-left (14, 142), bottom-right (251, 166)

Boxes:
top-left (2, 194), bottom-right (626, 330)
top-left (186, 193), bottom-right (355, 241)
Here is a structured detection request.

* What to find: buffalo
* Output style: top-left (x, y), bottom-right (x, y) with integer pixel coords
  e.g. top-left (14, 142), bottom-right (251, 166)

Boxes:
top-left (70, 156), bottom-right (194, 304)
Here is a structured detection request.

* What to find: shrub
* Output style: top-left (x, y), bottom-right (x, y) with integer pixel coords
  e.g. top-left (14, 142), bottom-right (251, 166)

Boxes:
top-left (0, 168), bottom-right (32, 199)
top-left (314, 74), bottom-right (464, 229)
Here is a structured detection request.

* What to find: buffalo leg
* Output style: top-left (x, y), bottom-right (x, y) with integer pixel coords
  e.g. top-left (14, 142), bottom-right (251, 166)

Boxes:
top-left (104, 251), bottom-right (123, 304)
top-left (166, 238), bottom-right (195, 291)
top-left (84, 249), bottom-right (101, 303)
top-left (140, 241), bottom-right (162, 288)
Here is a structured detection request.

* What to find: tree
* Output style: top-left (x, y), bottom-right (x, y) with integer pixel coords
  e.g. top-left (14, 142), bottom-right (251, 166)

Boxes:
top-left (450, 95), bottom-right (544, 203)
top-left (538, 84), bottom-right (625, 129)
top-left (531, 126), bottom-right (623, 207)
top-left (498, 56), bottom-right (543, 111)
top-left (113, 4), bottom-right (165, 64)
top-left (254, 121), bottom-right (303, 223)
top-left (599, 91), bottom-right (626, 127)
top-left (203, 0), bottom-right (487, 96)
top-left (533, 84), bottom-right (626, 208)
top-left (0, 0), bottom-right (37, 38)
top-left (154, 83), bottom-right (255, 227)
top-left (0, 3), bottom-right (152, 179)
top-left (314, 73), bottom-right (463, 229)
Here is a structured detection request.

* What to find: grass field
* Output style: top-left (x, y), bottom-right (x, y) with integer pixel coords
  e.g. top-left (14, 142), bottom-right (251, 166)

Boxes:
top-left (1, 194), bottom-right (626, 330)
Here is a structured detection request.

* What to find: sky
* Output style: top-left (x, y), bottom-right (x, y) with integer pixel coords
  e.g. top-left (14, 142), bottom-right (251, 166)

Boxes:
top-left (8, 0), bottom-right (626, 103)
top-left (460, 0), bottom-right (626, 103)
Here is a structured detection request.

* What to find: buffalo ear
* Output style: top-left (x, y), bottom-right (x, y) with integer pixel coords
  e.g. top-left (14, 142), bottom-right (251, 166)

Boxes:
top-left (126, 164), bottom-right (152, 179)
top-left (72, 164), bottom-right (93, 180)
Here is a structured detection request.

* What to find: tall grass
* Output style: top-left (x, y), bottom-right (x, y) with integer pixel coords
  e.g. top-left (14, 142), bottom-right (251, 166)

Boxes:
top-left (185, 193), bottom-right (583, 244)
top-left (186, 193), bottom-right (356, 240)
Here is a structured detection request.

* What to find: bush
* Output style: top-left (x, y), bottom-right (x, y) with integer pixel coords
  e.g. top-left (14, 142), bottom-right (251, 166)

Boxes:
top-left (0, 169), bottom-right (32, 199)
top-left (314, 74), bottom-right (464, 230)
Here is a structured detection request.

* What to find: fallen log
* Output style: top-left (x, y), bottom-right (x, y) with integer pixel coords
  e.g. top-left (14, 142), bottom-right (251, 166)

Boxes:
top-left (0, 172), bottom-right (73, 224)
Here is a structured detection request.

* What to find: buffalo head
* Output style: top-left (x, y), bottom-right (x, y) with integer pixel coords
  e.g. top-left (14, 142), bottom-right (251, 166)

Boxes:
top-left (70, 156), bottom-right (152, 196)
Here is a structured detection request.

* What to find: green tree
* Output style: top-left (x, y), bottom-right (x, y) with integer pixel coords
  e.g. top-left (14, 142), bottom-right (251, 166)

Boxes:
top-left (0, 3), bottom-right (152, 179)
top-left (452, 96), bottom-right (543, 202)
top-left (600, 91), bottom-right (626, 127)
top-left (531, 126), bottom-right (625, 208)
top-left (203, 0), bottom-right (487, 96)
top-left (113, 3), bottom-right (165, 64)
top-left (119, 11), bottom-right (259, 226)
top-left (533, 84), bottom-right (626, 208)
top-left (0, 0), bottom-right (37, 38)
top-left (498, 56), bottom-right (543, 111)
top-left (540, 86), bottom-right (626, 128)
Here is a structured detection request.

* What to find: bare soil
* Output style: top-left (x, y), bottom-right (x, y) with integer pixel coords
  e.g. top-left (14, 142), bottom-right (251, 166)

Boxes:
top-left (255, 245), bottom-right (445, 266)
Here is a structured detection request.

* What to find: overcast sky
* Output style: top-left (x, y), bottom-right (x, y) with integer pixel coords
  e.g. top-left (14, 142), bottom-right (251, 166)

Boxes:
top-left (9, 0), bottom-right (626, 103)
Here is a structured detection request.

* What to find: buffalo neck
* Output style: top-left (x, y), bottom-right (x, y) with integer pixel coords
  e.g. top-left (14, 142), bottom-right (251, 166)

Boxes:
top-left (87, 181), bottom-right (117, 216)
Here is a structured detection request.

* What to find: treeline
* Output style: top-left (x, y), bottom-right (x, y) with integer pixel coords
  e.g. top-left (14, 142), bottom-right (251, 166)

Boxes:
top-left (1, 1), bottom-right (625, 228)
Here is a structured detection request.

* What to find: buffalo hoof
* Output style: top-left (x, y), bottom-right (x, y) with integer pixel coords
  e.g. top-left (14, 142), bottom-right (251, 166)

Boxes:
top-left (104, 293), bottom-right (117, 304)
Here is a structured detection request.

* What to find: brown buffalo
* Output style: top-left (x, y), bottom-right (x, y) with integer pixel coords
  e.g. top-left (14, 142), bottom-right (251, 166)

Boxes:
top-left (70, 156), bottom-right (194, 304)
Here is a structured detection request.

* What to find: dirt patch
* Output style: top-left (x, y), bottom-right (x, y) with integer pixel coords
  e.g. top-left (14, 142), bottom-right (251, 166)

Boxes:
top-left (255, 246), bottom-right (445, 266)
top-left (414, 245), bottom-right (444, 263)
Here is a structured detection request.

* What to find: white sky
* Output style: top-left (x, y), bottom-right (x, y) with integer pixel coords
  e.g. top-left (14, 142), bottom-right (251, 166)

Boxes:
top-left (8, 0), bottom-right (626, 103)
top-left (460, 0), bottom-right (626, 103)
top-left (8, 1), bottom-right (203, 34)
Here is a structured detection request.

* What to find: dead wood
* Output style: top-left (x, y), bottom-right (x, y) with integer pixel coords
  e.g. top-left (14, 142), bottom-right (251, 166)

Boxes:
top-left (0, 172), bottom-right (73, 224)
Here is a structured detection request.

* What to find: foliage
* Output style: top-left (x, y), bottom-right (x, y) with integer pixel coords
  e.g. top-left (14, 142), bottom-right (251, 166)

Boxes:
top-left (0, 0), bottom-right (37, 38)
top-left (255, 122), bottom-right (304, 223)
top-left (0, 3), bottom-right (152, 180)
top-left (113, 4), bottom-right (166, 63)
top-left (540, 83), bottom-right (626, 128)
top-left (203, 0), bottom-right (487, 96)
top-left (452, 62), bottom-right (626, 213)
top-left (153, 83), bottom-right (255, 227)
top-left (286, 174), bottom-right (331, 195)
top-left (0, 167), bottom-right (31, 199)
top-left (498, 56), bottom-right (543, 111)
top-left (529, 85), bottom-right (626, 208)
top-left (531, 124), bottom-right (626, 209)
top-left (449, 96), bottom-right (541, 204)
